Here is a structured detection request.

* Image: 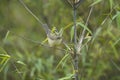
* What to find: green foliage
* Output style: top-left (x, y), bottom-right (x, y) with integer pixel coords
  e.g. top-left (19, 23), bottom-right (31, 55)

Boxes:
top-left (116, 11), bottom-right (120, 28)
top-left (0, 0), bottom-right (120, 80)
top-left (0, 48), bottom-right (10, 72)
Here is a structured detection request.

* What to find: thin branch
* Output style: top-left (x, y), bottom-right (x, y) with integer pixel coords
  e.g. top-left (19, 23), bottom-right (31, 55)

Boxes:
top-left (9, 31), bottom-right (66, 52)
top-left (98, 6), bottom-right (116, 27)
top-left (73, 8), bottom-right (77, 47)
top-left (110, 59), bottom-right (120, 71)
top-left (18, 0), bottom-right (43, 25)
top-left (79, 5), bottom-right (117, 79)
top-left (73, 7), bottom-right (78, 80)
top-left (91, 5), bottom-right (117, 43)
top-left (11, 61), bottom-right (23, 80)
top-left (77, 6), bottom-right (93, 53)
top-left (72, 0), bottom-right (85, 79)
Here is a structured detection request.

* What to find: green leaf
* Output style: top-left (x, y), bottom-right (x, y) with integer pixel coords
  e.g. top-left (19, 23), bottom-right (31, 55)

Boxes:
top-left (55, 54), bottom-right (69, 70)
top-left (114, 37), bottom-right (120, 46)
top-left (58, 74), bottom-right (74, 80)
top-left (77, 22), bottom-right (92, 34)
top-left (110, 41), bottom-right (119, 59)
top-left (116, 11), bottom-right (120, 28)
top-left (0, 48), bottom-right (10, 72)
top-left (17, 61), bottom-right (26, 66)
top-left (90, 0), bottom-right (102, 6)
top-left (4, 30), bottom-right (10, 42)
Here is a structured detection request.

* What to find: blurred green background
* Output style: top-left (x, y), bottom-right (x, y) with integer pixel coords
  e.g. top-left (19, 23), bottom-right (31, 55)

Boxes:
top-left (0, 0), bottom-right (120, 80)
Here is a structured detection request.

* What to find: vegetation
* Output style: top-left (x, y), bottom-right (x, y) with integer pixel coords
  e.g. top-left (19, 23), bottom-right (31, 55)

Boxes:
top-left (0, 0), bottom-right (120, 80)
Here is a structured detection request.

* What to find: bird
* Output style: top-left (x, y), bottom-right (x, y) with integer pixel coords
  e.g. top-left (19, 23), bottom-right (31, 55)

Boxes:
top-left (42, 24), bottom-right (63, 47)
top-left (19, 0), bottom-right (63, 47)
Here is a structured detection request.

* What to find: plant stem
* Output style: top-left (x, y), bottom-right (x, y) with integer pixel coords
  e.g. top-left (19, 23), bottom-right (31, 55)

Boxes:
top-left (73, 7), bottom-right (79, 80)
top-left (73, 8), bottom-right (77, 45)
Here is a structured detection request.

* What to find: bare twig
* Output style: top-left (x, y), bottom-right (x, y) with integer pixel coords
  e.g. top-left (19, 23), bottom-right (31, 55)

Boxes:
top-left (9, 31), bottom-right (66, 52)
top-left (79, 5), bottom-right (117, 79)
top-left (11, 61), bottom-right (23, 80)
top-left (73, 7), bottom-right (79, 80)
top-left (18, 0), bottom-right (43, 25)
top-left (72, 6), bottom-right (93, 80)
top-left (77, 6), bottom-right (93, 53)
top-left (68, 0), bottom-right (85, 80)
top-left (98, 6), bottom-right (116, 27)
